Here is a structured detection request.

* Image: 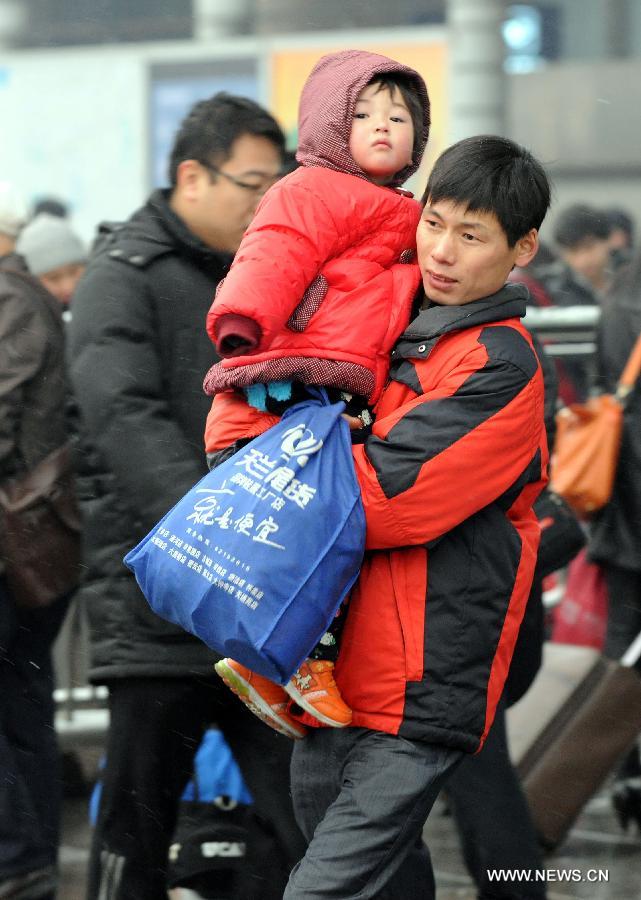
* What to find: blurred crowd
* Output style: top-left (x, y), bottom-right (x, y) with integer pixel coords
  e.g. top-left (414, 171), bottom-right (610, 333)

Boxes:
top-left (2, 84), bottom-right (641, 900)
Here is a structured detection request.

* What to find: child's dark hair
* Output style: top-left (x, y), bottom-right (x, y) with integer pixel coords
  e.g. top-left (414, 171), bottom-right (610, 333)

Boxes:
top-left (422, 135), bottom-right (551, 247)
top-left (368, 75), bottom-right (425, 162)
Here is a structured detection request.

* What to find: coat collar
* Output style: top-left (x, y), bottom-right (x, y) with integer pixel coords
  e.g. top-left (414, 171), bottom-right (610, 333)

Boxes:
top-left (0, 251), bottom-right (29, 274)
top-left (395, 282), bottom-right (529, 359)
top-left (94, 190), bottom-right (233, 272)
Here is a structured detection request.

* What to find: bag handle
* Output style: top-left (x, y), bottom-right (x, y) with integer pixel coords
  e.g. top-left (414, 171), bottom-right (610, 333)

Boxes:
top-left (616, 331), bottom-right (641, 401)
top-left (281, 386), bottom-right (332, 420)
top-left (301, 386), bottom-right (330, 406)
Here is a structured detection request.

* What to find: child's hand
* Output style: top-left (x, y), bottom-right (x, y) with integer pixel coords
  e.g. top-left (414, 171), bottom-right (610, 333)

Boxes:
top-left (342, 414), bottom-right (364, 431)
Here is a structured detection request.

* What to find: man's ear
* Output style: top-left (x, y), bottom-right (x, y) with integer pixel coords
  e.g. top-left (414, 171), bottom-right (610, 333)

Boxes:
top-left (514, 228), bottom-right (539, 268)
top-left (175, 159), bottom-right (204, 201)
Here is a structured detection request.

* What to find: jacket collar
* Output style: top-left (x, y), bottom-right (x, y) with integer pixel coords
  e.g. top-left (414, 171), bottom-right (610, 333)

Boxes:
top-left (396, 282), bottom-right (529, 357)
top-left (0, 251), bottom-right (29, 274)
top-left (147, 190), bottom-right (231, 263)
top-left (94, 190), bottom-right (233, 271)
top-left (0, 251), bottom-right (64, 324)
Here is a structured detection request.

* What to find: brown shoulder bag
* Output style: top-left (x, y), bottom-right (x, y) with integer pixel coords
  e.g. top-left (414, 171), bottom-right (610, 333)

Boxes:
top-left (550, 331), bottom-right (641, 516)
top-left (0, 444), bottom-right (82, 608)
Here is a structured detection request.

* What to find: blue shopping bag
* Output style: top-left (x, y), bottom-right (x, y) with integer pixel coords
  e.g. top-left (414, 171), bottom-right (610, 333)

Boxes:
top-left (125, 388), bottom-right (365, 683)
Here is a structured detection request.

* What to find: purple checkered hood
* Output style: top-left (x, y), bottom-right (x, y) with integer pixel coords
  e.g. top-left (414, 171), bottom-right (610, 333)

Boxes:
top-left (296, 49), bottom-right (430, 189)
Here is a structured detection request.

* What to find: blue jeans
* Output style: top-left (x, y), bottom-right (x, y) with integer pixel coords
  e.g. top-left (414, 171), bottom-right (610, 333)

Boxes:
top-left (0, 578), bottom-right (70, 882)
top-left (284, 727), bottom-right (463, 899)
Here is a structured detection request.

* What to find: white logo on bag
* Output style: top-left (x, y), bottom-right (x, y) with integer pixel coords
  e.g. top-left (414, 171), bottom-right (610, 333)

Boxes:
top-left (167, 420), bottom-right (325, 591)
top-left (201, 841), bottom-right (247, 858)
top-left (279, 424), bottom-right (323, 466)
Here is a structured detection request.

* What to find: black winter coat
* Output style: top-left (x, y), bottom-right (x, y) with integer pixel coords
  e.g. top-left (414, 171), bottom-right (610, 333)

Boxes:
top-left (67, 190), bottom-right (229, 681)
top-left (589, 293), bottom-right (641, 572)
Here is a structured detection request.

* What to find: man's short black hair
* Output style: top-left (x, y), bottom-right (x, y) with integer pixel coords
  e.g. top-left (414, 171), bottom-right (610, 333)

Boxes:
top-left (605, 207), bottom-right (634, 246)
top-left (168, 92), bottom-right (286, 186)
top-left (422, 135), bottom-right (551, 247)
top-left (368, 75), bottom-right (425, 162)
top-left (553, 204), bottom-right (610, 249)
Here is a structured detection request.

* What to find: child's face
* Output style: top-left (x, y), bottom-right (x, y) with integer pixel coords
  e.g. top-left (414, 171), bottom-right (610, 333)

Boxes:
top-left (349, 83), bottom-right (414, 185)
top-left (416, 199), bottom-right (538, 306)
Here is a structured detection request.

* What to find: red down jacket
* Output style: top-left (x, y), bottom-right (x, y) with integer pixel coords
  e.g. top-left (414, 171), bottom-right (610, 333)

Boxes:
top-left (334, 284), bottom-right (548, 753)
top-left (204, 49), bottom-right (430, 406)
top-left (205, 168), bottom-right (422, 403)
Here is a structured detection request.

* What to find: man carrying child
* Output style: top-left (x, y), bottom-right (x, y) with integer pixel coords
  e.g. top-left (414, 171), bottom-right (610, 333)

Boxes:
top-left (197, 49), bottom-right (551, 899)
top-left (283, 134), bottom-right (551, 898)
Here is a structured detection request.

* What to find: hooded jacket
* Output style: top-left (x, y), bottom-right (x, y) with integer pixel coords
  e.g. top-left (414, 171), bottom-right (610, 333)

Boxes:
top-left (332, 284), bottom-right (548, 752)
top-left (203, 50), bottom-right (430, 414)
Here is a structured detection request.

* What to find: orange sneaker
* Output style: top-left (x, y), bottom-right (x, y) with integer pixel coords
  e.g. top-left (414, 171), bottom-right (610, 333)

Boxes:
top-left (214, 658), bottom-right (307, 740)
top-left (284, 660), bottom-right (352, 727)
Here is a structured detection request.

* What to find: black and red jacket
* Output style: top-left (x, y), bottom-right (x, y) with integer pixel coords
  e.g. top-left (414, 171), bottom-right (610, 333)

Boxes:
top-left (334, 283), bottom-right (548, 753)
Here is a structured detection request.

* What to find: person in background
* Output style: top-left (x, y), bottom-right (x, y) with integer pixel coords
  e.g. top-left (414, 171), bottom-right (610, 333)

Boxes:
top-left (66, 94), bottom-right (306, 900)
top-left (16, 209), bottom-right (94, 801)
top-left (32, 195), bottom-right (69, 220)
top-left (553, 203), bottom-right (612, 299)
top-left (589, 248), bottom-right (641, 834)
top-left (605, 207), bottom-right (635, 273)
top-left (513, 236), bottom-right (598, 403)
top-left (1, 181), bottom-right (72, 900)
top-left (510, 205), bottom-right (611, 404)
top-left (17, 213), bottom-right (86, 312)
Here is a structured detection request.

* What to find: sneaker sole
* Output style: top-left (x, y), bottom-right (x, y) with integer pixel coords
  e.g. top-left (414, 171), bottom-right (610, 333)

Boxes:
top-left (215, 660), bottom-right (306, 740)
top-left (284, 680), bottom-right (352, 728)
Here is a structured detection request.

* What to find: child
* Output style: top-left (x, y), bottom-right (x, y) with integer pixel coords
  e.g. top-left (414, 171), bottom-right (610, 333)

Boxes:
top-left (203, 49), bottom-right (430, 738)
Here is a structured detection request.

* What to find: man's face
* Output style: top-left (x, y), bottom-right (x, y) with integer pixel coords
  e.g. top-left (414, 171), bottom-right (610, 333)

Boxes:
top-left (416, 199), bottom-right (537, 306)
top-left (349, 83), bottom-right (414, 185)
top-left (175, 133), bottom-right (283, 254)
top-left (39, 261), bottom-right (85, 306)
top-left (560, 237), bottom-right (611, 290)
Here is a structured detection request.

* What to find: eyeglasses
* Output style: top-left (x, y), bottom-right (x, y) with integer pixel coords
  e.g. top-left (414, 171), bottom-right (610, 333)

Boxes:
top-left (201, 161), bottom-right (280, 194)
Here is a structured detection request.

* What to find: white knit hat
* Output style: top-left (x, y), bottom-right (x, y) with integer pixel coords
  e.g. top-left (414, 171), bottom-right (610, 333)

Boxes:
top-left (16, 213), bottom-right (86, 275)
top-left (0, 180), bottom-right (28, 238)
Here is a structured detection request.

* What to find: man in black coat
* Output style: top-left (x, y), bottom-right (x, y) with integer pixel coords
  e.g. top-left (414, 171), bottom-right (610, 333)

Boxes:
top-left (67, 93), bottom-right (306, 899)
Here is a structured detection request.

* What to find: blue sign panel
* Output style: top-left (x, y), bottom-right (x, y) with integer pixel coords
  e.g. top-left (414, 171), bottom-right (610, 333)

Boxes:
top-left (150, 61), bottom-right (258, 188)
